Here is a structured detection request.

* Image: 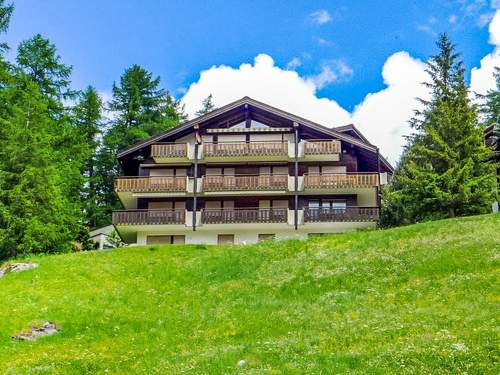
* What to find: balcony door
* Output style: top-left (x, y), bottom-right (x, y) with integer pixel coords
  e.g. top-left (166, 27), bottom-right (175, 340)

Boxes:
top-left (307, 199), bottom-right (346, 221)
top-left (259, 199), bottom-right (288, 222)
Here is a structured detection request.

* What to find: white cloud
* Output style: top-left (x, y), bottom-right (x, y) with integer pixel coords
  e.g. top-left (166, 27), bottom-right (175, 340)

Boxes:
top-left (470, 10), bottom-right (500, 95)
top-left (180, 53), bottom-right (427, 163)
top-left (352, 52), bottom-right (429, 162)
top-left (306, 60), bottom-right (353, 89)
top-left (309, 10), bottom-right (332, 25)
top-left (286, 57), bottom-right (302, 70)
top-left (449, 14), bottom-right (458, 24)
top-left (180, 12), bottom-right (500, 164)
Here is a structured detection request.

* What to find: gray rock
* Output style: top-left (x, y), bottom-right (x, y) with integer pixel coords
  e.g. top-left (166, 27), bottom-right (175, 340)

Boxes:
top-left (0, 263), bottom-right (38, 278)
top-left (13, 322), bottom-right (58, 341)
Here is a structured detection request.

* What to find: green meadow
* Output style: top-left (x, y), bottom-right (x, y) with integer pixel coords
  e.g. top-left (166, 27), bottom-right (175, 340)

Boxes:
top-left (1, 214), bottom-right (499, 374)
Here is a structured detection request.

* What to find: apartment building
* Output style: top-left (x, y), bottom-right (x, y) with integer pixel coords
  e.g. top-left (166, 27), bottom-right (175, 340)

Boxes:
top-left (113, 97), bottom-right (393, 245)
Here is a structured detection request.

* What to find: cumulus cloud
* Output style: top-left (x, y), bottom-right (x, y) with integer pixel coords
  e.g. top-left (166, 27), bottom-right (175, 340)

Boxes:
top-left (181, 12), bottom-right (500, 164)
top-left (180, 53), bottom-right (427, 163)
top-left (181, 53), bottom-right (351, 129)
top-left (470, 10), bottom-right (500, 95)
top-left (352, 52), bottom-right (429, 162)
top-left (309, 9), bottom-right (332, 25)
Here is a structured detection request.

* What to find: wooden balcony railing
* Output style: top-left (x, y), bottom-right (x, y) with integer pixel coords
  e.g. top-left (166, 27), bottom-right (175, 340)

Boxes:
top-left (115, 177), bottom-right (186, 192)
top-left (112, 209), bottom-right (186, 225)
top-left (202, 208), bottom-right (288, 224)
top-left (304, 207), bottom-right (379, 222)
top-left (203, 174), bottom-right (288, 191)
top-left (151, 143), bottom-right (188, 158)
top-left (304, 173), bottom-right (379, 189)
top-left (203, 142), bottom-right (288, 157)
top-left (304, 140), bottom-right (341, 155)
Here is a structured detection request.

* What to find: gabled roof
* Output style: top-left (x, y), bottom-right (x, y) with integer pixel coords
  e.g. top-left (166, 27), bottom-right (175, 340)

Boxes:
top-left (117, 96), bottom-right (393, 172)
top-left (334, 124), bottom-right (373, 145)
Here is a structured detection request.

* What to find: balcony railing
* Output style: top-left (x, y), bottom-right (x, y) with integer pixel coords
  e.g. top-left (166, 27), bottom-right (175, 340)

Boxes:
top-left (203, 174), bottom-right (288, 191)
top-left (304, 173), bottom-right (379, 189)
top-left (112, 209), bottom-right (186, 225)
top-left (304, 140), bottom-right (341, 155)
top-left (202, 208), bottom-right (288, 224)
top-left (304, 207), bottom-right (379, 222)
top-left (151, 143), bottom-right (188, 158)
top-left (203, 141), bottom-right (288, 158)
top-left (115, 176), bottom-right (186, 192)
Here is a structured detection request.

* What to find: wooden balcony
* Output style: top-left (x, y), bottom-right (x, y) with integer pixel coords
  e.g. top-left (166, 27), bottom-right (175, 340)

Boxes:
top-left (151, 143), bottom-right (188, 159)
top-left (304, 207), bottom-right (379, 222)
top-left (304, 140), bottom-right (341, 155)
top-left (304, 173), bottom-right (379, 189)
top-left (203, 174), bottom-right (288, 191)
top-left (202, 208), bottom-right (288, 224)
top-left (203, 141), bottom-right (288, 158)
top-left (113, 209), bottom-right (186, 225)
top-left (115, 176), bottom-right (186, 192)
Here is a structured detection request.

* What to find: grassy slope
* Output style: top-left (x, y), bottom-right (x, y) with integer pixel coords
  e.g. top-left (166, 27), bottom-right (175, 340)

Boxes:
top-left (0, 215), bottom-right (499, 374)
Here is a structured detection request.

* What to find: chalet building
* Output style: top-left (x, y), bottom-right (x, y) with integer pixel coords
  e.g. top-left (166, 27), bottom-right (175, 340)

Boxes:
top-left (113, 97), bottom-right (393, 245)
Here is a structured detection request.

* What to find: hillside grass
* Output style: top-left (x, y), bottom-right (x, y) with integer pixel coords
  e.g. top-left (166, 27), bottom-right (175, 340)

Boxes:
top-left (0, 214), bottom-right (499, 374)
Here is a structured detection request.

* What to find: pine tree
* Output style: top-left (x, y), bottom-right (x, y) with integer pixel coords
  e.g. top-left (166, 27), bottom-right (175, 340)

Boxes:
top-left (382, 34), bottom-right (495, 224)
top-left (195, 94), bottom-right (216, 116)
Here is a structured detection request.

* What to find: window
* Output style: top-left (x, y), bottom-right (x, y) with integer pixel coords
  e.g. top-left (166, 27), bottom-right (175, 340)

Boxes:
top-left (308, 200), bottom-right (320, 209)
top-left (322, 200), bottom-right (347, 210)
top-left (147, 235), bottom-right (185, 245)
top-left (258, 234), bottom-right (275, 241)
top-left (218, 234), bottom-right (235, 244)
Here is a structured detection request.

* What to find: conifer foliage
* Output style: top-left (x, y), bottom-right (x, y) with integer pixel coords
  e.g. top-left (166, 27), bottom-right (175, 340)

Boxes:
top-left (381, 34), bottom-right (495, 225)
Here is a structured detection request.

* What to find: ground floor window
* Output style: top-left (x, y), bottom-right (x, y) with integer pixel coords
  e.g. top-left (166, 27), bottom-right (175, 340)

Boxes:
top-left (218, 234), bottom-right (235, 244)
top-left (258, 234), bottom-right (275, 241)
top-left (146, 235), bottom-right (185, 245)
top-left (308, 199), bottom-right (347, 209)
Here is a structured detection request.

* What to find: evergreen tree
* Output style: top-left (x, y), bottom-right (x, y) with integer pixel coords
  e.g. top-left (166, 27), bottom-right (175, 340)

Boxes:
top-left (93, 65), bottom-right (184, 226)
top-left (382, 34), bottom-right (495, 224)
top-left (0, 77), bottom-right (79, 259)
top-left (16, 34), bottom-right (75, 101)
top-left (0, 0), bottom-right (13, 53)
top-left (482, 67), bottom-right (500, 125)
top-left (195, 93), bottom-right (216, 116)
top-left (73, 86), bottom-right (103, 228)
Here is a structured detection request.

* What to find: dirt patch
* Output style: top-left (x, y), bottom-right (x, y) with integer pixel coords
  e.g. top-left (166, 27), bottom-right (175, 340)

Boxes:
top-left (12, 322), bottom-right (58, 341)
top-left (0, 262), bottom-right (38, 278)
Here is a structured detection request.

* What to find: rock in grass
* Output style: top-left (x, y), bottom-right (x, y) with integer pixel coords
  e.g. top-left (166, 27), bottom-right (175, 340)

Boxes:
top-left (0, 263), bottom-right (38, 278)
top-left (12, 322), bottom-right (58, 341)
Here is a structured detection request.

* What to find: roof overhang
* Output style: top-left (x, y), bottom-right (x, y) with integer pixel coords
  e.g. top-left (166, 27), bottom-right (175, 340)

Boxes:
top-left (117, 96), bottom-right (394, 172)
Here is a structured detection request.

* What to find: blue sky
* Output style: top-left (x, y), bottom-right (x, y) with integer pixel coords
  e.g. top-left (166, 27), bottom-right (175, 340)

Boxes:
top-left (7, 1), bottom-right (500, 161)
top-left (7, 0), bottom-right (496, 109)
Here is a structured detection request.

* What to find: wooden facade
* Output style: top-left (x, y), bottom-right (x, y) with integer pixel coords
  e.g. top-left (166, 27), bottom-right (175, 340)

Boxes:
top-left (112, 97), bottom-right (393, 244)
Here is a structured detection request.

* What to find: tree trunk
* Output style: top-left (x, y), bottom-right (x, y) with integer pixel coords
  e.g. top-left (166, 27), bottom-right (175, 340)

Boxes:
top-left (448, 207), bottom-right (456, 218)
